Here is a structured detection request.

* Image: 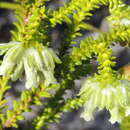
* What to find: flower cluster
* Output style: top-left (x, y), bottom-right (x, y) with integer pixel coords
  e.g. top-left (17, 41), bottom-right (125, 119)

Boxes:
top-left (79, 77), bottom-right (130, 123)
top-left (0, 42), bottom-right (61, 89)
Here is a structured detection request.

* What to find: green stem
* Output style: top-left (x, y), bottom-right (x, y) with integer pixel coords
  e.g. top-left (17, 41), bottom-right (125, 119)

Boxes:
top-left (0, 2), bottom-right (21, 10)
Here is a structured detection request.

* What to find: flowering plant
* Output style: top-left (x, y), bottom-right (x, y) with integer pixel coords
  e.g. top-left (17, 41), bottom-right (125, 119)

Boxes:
top-left (0, 0), bottom-right (130, 129)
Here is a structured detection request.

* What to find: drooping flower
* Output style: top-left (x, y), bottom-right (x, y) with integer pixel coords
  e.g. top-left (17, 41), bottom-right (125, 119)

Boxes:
top-left (0, 42), bottom-right (61, 89)
top-left (78, 77), bottom-right (130, 123)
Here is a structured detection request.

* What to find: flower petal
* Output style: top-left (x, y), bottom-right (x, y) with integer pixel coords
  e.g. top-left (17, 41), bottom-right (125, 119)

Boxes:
top-left (11, 61), bottom-right (24, 81)
top-left (48, 48), bottom-right (61, 64)
top-left (24, 58), bottom-right (37, 89)
top-left (0, 61), bottom-right (15, 76)
top-left (42, 70), bottom-right (56, 86)
top-left (41, 47), bottom-right (55, 71)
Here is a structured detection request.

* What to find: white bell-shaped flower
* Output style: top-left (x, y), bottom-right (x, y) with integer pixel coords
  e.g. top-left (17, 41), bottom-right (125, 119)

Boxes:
top-left (79, 77), bottom-right (130, 123)
top-left (0, 42), bottom-right (61, 89)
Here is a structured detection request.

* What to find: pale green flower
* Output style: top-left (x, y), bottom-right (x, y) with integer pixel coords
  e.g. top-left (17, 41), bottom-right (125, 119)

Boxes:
top-left (0, 42), bottom-right (61, 89)
top-left (79, 77), bottom-right (130, 123)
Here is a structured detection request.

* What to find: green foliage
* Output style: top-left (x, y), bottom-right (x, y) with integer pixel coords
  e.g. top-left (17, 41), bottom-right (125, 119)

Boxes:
top-left (121, 116), bottom-right (130, 130)
top-left (0, 0), bottom-right (130, 129)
